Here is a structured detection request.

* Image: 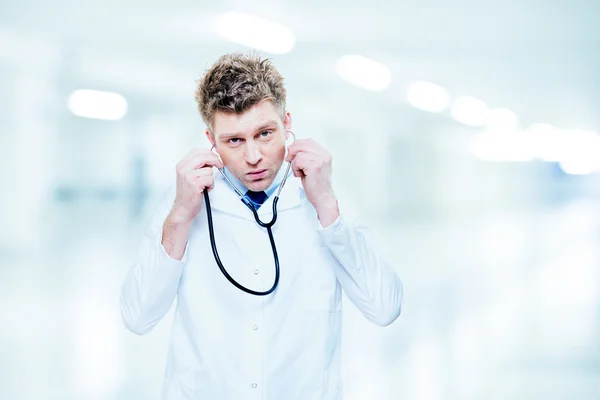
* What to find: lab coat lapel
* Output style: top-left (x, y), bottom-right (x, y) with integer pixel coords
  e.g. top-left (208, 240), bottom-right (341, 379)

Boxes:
top-left (207, 169), bottom-right (302, 221)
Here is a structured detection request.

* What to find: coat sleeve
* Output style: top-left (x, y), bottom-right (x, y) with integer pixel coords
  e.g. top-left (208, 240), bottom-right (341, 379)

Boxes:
top-left (119, 186), bottom-right (189, 335)
top-left (317, 213), bottom-right (403, 326)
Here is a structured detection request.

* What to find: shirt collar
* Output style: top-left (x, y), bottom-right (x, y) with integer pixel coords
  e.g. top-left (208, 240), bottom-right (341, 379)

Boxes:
top-left (222, 163), bottom-right (290, 198)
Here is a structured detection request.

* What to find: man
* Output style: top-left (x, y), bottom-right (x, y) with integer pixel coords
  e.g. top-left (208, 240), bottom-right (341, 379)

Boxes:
top-left (120, 52), bottom-right (403, 399)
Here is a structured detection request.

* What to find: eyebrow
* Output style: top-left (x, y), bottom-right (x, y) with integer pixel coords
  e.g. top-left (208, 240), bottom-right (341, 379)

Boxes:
top-left (218, 120), bottom-right (279, 139)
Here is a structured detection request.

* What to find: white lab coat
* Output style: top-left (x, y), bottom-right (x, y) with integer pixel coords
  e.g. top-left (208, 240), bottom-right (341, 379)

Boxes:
top-left (120, 169), bottom-right (403, 400)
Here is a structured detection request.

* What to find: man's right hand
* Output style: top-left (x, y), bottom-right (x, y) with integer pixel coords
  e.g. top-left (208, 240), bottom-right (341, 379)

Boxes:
top-left (162, 148), bottom-right (223, 261)
top-left (169, 148), bottom-right (224, 224)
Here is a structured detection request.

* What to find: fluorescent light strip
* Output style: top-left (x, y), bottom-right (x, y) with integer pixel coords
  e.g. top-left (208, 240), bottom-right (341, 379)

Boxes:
top-left (406, 81), bottom-right (450, 113)
top-left (216, 12), bottom-right (295, 54)
top-left (451, 96), bottom-right (489, 127)
top-left (67, 89), bottom-right (128, 121)
top-left (336, 55), bottom-right (391, 92)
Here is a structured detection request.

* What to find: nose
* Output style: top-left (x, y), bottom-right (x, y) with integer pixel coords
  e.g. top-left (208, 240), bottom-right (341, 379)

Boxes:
top-left (245, 141), bottom-right (263, 165)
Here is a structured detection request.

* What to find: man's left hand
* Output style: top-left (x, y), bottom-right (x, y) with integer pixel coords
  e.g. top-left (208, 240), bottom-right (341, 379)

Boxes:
top-left (285, 138), bottom-right (339, 227)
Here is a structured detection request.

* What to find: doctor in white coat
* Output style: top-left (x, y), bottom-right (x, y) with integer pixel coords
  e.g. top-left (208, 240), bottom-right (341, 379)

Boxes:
top-left (120, 52), bottom-right (403, 400)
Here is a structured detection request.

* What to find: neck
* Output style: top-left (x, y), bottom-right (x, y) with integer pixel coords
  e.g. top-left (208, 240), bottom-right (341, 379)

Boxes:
top-left (222, 163), bottom-right (289, 198)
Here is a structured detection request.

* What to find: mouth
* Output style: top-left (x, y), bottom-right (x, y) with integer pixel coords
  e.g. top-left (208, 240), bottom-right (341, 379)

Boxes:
top-left (246, 169), bottom-right (268, 180)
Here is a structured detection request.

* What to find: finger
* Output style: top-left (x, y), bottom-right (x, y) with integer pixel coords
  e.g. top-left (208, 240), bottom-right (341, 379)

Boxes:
top-left (286, 139), bottom-right (324, 162)
top-left (292, 152), bottom-right (307, 170)
top-left (292, 153), bottom-right (319, 177)
top-left (286, 140), bottom-right (311, 162)
top-left (182, 148), bottom-right (223, 169)
top-left (182, 168), bottom-right (212, 190)
top-left (189, 152), bottom-right (223, 169)
top-left (187, 167), bottom-right (213, 178)
top-left (197, 175), bottom-right (215, 192)
top-left (204, 156), bottom-right (224, 170)
top-left (177, 148), bottom-right (208, 169)
top-left (180, 152), bottom-right (223, 173)
top-left (291, 152), bottom-right (305, 177)
top-left (292, 162), bottom-right (304, 178)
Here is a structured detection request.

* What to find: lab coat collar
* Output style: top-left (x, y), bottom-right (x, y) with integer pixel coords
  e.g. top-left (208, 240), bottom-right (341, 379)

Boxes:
top-left (207, 167), bottom-right (303, 221)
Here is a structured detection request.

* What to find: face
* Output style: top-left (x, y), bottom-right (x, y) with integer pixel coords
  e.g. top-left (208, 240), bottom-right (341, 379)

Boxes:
top-left (206, 100), bottom-right (292, 192)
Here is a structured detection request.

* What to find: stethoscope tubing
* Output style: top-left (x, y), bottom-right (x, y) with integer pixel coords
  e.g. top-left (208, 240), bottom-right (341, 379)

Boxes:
top-left (204, 130), bottom-right (295, 295)
top-left (203, 190), bottom-right (280, 295)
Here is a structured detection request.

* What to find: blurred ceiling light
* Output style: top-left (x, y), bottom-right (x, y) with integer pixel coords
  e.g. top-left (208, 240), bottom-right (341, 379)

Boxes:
top-left (557, 129), bottom-right (600, 175)
top-left (216, 12), bottom-right (295, 54)
top-left (486, 107), bottom-right (519, 131)
top-left (406, 81), bottom-right (450, 112)
top-left (470, 132), bottom-right (534, 162)
top-left (335, 55), bottom-right (392, 92)
top-left (526, 123), bottom-right (563, 162)
top-left (559, 161), bottom-right (593, 175)
top-left (451, 96), bottom-right (489, 127)
top-left (67, 89), bottom-right (128, 121)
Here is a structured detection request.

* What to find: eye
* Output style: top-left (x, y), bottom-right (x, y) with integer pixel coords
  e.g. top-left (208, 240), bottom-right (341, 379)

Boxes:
top-left (260, 130), bottom-right (272, 138)
top-left (228, 138), bottom-right (242, 144)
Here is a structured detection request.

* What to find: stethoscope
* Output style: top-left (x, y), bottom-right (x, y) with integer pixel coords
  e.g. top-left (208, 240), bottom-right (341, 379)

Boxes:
top-left (203, 130), bottom-right (296, 296)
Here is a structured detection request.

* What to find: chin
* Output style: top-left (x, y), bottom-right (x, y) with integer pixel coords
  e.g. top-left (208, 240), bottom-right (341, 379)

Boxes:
top-left (245, 177), bottom-right (273, 192)
top-left (246, 181), bottom-right (269, 192)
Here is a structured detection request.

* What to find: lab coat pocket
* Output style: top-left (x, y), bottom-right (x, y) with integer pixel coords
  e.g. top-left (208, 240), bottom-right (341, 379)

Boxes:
top-left (193, 370), bottom-right (220, 399)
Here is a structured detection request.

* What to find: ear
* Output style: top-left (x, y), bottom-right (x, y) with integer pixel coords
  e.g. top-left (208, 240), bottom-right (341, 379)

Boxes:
top-left (205, 129), bottom-right (216, 146)
top-left (283, 110), bottom-right (292, 131)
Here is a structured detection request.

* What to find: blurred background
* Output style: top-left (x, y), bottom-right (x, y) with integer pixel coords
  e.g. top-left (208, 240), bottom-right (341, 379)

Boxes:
top-left (1, 1), bottom-right (600, 399)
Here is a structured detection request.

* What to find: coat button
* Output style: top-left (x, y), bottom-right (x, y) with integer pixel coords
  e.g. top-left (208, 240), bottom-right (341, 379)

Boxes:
top-left (254, 269), bottom-right (259, 275)
top-left (253, 325), bottom-right (259, 330)
top-left (252, 383), bottom-right (257, 388)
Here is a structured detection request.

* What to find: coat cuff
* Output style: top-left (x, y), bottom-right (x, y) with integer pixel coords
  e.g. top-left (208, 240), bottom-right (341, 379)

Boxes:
top-left (315, 212), bottom-right (344, 235)
top-left (158, 226), bottom-right (189, 264)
